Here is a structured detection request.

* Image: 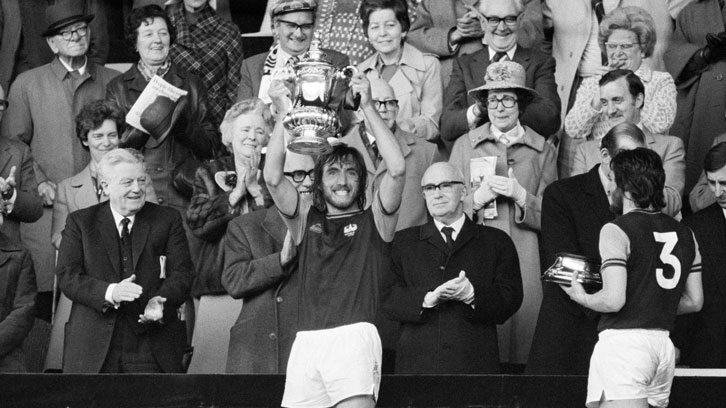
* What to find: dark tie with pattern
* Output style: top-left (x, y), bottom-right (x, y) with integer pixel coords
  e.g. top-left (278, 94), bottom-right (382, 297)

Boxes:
top-left (442, 226), bottom-right (455, 250)
top-left (492, 51), bottom-right (507, 63)
top-left (120, 218), bottom-right (133, 278)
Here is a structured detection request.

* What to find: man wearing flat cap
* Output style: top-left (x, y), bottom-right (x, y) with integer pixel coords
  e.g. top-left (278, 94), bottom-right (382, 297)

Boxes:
top-left (237, 0), bottom-right (350, 105)
top-left (0, 0), bottom-right (118, 325)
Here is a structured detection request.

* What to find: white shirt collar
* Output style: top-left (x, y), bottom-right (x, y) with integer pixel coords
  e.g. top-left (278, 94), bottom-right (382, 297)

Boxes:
top-left (721, 207), bottom-right (726, 221)
top-left (490, 121), bottom-right (525, 145)
top-left (433, 214), bottom-right (466, 241)
top-left (487, 45), bottom-right (517, 61)
top-left (58, 55), bottom-right (88, 75)
top-left (110, 207), bottom-right (136, 237)
top-left (276, 48), bottom-right (295, 68)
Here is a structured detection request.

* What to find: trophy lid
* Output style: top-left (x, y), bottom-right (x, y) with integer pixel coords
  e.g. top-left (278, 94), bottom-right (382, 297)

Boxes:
top-left (298, 39), bottom-right (333, 67)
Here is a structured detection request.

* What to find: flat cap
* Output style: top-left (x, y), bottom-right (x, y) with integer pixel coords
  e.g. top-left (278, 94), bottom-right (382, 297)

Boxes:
top-left (270, 0), bottom-right (317, 17)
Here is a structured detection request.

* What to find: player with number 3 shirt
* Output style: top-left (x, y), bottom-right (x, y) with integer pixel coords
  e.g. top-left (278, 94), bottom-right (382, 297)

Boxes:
top-left (561, 148), bottom-right (703, 408)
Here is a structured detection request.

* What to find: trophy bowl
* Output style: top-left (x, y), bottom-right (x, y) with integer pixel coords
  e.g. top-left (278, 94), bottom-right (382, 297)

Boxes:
top-left (542, 252), bottom-right (602, 291)
top-left (283, 106), bottom-right (338, 155)
top-left (282, 39), bottom-right (356, 155)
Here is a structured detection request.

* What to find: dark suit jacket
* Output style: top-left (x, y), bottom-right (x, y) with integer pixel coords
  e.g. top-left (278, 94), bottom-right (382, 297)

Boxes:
top-left (679, 203), bottom-right (726, 367)
top-left (0, 232), bottom-right (35, 372)
top-left (236, 48), bottom-right (350, 101)
top-left (0, 137), bottom-right (42, 242)
top-left (221, 207), bottom-right (298, 374)
top-left (56, 202), bottom-right (193, 373)
top-left (440, 46), bottom-right (561, 143)
top-left (383, 217), bottom-right (522, 374)
top-left (526, 165), bottom-right (614, 375)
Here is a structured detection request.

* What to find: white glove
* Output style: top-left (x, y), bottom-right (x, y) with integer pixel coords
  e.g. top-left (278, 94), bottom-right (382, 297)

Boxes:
top-left (488, 168), bottom-right (527, 207)
top-left (473, 176), bottom-right (498, 210)
top-left (423, 271), bottom-right (475, 307)
top-left (449, 271), bottom-right (475, 304)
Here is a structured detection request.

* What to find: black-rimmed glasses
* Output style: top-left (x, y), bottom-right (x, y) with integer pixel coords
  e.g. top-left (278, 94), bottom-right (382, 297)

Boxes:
top-left (486, 95), bottom-right (518, 109)
top-left (277, 19), bottom-right (315, 32)
top-left (422, 181), bottom-right (464, 195)
top-left (480, 14), bottom-right (520, 26)
top-left (372, 99), bottom-right (399, 110)
top-left (284, 169), bottom-right (315, 183)
top-left (58, 25), bottom-right (89, 41)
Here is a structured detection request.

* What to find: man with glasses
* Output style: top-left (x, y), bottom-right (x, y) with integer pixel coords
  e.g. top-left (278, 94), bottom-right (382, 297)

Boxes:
top-left (222, 151), bottom-right (315, 374)
top-left (341, 78), bottom-right (435, 231)
top-left (440, 0), bottom-right (560, 148)
top-left (0, 2), bottom-right (118, 329)
top-left (382, 161), bottom-right (522, 374)
top-left (237, 0), bottom-right (349, 106)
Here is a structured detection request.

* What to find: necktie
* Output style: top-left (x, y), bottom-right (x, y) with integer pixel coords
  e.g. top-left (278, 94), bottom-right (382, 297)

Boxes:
top-left (368, 141), bottom-right (381, 168)
top-left (591, 0), bottom-right (608, 65)
top-left (286, 55), bottom-right (300, 68)
top-left (492, 51), bottom-right (507, 63)
top-left (442, 226), bottom-right (455, 249)
top-left (120, 218), bottom-right (133, 278)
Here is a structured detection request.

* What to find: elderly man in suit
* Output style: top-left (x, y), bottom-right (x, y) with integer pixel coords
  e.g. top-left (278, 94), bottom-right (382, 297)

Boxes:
top-left (0, 2), bottom-right (118, 322)
top-left (440, 0), bottom-right (560, 146)
top-left (527, 122), bottom-right (645, 375)
top-left (571, 70), bottom-right (685, 217)
top-left (222, 151), bottom-right (314, 374)
top-left (677, 142), bottom-right (726, 368)
top-left (407, 0), bottom-right (544, 88)
top-left (383, 162), bottom-right (522, 373)
top-left (56, 149), bottom-right (193, 373)
top-left (236, 0), bottom-right (349, 103)
top-left (341, 78), bottom-right (436, 231)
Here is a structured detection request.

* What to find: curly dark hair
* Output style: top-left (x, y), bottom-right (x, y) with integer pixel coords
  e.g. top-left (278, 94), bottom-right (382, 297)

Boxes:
top-left (611, 147), bottom-right (666, 210)
top-left (75, 100), bottom-right (125, 149)
top-left (125, 5), bottom-right (176, 56)
top-left (312, 144), bottom-right (368, 212)
top-left (359, 0), bottom-right (410, 38)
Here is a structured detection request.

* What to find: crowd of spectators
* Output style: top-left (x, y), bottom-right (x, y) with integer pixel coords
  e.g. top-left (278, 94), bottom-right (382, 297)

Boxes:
top-left (2, 0), bottom-right (726, 398)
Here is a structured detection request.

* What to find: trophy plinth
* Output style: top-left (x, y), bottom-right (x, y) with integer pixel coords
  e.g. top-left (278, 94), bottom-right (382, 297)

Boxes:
top-left (542, 253), bottom-right (602, 291)
top-left (283, 39), bottom-right (356, 155)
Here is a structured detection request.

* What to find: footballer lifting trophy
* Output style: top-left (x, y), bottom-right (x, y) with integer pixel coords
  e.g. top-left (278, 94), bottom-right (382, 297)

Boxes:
top-left (282, 40), bottom-right (358, 155)
top-left (542, 253), bottom-right (603, 291)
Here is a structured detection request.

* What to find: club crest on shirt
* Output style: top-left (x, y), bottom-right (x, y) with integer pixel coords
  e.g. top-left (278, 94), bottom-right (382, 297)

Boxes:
top-left (344, 223), bottom-right (358, 237)
top-left (309, 223), bottom-right (323, 234)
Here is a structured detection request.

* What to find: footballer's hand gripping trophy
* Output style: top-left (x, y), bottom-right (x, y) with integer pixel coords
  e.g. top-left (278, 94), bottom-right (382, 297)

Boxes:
top-left (283, 39), bottom-right (358, 155)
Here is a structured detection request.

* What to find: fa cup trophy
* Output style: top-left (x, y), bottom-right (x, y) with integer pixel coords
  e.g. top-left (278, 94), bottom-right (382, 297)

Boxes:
top-left (282, 40), bottom-right (358, 155)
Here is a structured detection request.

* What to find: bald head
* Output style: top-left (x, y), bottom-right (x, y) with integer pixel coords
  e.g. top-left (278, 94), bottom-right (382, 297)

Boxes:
top-left (369, 78), bottom-right (398, 131)
top-left (421, 162), bottom-right (466, 224)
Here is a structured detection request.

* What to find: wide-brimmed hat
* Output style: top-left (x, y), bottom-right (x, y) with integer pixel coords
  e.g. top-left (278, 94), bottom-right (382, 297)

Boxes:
top-left (270, 0), bottom-right (318, 18)
top-left (468, 61), bottom-right (538, 103)
top-left (42, 0), bottom-right (95, 37)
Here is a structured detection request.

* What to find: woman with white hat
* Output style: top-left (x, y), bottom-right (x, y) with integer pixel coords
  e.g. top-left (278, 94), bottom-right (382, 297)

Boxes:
top-left (449, 60), bottom-right (557, 367)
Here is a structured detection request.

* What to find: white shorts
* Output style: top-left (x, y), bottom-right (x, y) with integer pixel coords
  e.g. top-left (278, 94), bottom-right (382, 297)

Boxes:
top-left (586, 329), bottom-right (675, 408)
top-left (281, 322), bottom-right (382, 408)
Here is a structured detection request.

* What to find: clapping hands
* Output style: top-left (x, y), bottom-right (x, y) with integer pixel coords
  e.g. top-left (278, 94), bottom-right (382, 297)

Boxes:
top-left (424, 271), bottom-right (475, 308)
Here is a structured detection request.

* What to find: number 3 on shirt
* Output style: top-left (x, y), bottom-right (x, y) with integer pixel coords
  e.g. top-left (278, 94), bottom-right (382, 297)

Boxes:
top-left (653, 232), bottom-right (681, 290)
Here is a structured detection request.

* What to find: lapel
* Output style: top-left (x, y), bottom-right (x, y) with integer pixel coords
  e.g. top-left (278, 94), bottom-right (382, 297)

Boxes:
top-left (97, 203), bottom-right (121, 278)
top-left (470, 49), bottom-right (490, 88)
top-left (131, 205), bottom-right (151, 271)
top-left (449, 217), bottom-right (477, 255)
top-left (512, 46), bottom-right (531, 72)
top-left (419, 221), bottom-right (449, 255)
top-left (70, 165), bottom-right (102, 210)
top-left (261, 208), bottom-right (287, 245)
top-left (582, 164), bottom-right (613, 226)
top-left (0, 141), bottom-right (13, 176)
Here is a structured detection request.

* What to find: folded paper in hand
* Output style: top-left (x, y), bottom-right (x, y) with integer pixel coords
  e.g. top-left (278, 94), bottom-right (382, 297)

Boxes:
top-left (126, 75), bottom-right (188, 135)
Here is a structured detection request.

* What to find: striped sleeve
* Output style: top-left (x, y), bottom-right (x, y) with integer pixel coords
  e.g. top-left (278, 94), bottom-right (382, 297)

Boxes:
top-left (689, 230), bottom-right (703, 274)
top-left (599, 222), bottom-right (630, 271)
